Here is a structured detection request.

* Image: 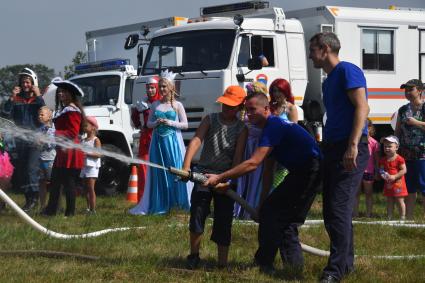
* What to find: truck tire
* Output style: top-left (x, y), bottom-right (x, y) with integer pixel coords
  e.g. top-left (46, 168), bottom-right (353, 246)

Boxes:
top-left (96, 144), bottom-right (130, 196)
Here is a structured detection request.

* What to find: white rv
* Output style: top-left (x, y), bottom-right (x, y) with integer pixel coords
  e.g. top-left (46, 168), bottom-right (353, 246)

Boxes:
top-left (286, 5), bottom-right (425, 134)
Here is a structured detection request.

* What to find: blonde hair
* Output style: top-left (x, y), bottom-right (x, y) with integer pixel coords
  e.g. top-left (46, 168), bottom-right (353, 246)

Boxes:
top-left (39, 106), bottom-right (53, 125)
top-left (159, 78), bottom-right (179, 109)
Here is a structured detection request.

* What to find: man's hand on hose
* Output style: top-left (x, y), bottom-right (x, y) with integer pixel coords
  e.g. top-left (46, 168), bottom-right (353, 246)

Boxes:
top-left (204, 173), bottom-right (221, 187)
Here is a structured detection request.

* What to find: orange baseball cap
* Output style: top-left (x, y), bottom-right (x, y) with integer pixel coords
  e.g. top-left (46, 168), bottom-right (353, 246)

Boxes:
top-left (217, 86), bottom-right (246, 106)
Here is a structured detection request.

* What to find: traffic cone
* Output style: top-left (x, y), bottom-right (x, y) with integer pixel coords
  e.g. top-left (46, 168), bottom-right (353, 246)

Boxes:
top-left (127, 165), bottom-right (138, 203)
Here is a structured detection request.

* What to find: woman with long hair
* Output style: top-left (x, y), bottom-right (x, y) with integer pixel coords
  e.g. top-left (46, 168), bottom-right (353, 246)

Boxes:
top-left (43, 80), bottom-right (85, 217)
top-left (269, 78), bottom-right (298, 122)
top-left (131, 76), bottom-right (161, 201)
top-left (130, 70), bottom-right (193, 215)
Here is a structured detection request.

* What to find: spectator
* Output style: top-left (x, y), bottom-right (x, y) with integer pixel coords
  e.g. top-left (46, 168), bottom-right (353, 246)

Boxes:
top-left (80, 116), bottom-right (101, 214)
top-left (379, 135), bottom-right (408, 220)
top-left (0, 131), bottom-right (14, 212)
top-left (309, 32), bottom-right (369, 283)
top-left (130, 70), bottom-right (193, 215)
top-left (395, 79), bottom-right (425, 219)
top-left (353, 119), bottom-right (379, 218)
top-left (131, 76), bottom-right (161, 201)
top-left (269, 78), bottom-right (298, 122)
top-left (43, 80), bottom-right (85, 217)
top-left (234, 82), bottom-right (267, 219)
top-left (37, 106), bottom-right (56, 210)
top-left (2, 68), bottom-right (45, 212)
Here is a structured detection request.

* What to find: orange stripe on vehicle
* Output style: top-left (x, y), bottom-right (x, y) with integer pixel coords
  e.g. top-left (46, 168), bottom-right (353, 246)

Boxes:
top-left (369, 117), bottom-right (392, 122)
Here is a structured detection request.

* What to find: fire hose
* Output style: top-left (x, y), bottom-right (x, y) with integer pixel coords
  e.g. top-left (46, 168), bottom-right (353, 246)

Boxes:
top-left (168, 167), bottom-right (330, 257)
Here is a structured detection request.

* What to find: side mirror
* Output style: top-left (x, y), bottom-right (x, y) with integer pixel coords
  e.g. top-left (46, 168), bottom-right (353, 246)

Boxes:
top-left (137, 46), bottom-right (144, 70)
top-left (248, 58), bottom-right (263, 70)
top-left (124, 34), bottom-right (139, 50)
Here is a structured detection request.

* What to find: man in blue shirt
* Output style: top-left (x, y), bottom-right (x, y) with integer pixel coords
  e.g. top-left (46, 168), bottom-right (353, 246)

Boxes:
top-left (205, 92), bottom-right (321, 275)
top-left (309, 32), bottom-right (369, 283)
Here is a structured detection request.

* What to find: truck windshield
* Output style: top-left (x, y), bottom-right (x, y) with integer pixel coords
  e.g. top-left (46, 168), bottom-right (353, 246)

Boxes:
top-left (71, 75), bottom-right (120, 106)
top-left (142, 29), bottom-right (235, 75)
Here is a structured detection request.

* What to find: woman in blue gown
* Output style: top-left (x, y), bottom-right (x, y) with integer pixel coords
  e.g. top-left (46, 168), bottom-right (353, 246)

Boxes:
top-left (130, 71), bottom-right (193, 215)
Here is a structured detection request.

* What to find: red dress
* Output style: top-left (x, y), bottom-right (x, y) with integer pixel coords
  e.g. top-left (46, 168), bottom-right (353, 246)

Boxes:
top-left (379, 154), bottom-right (408, 197)
top-left (53, 106), bottom-right (84, 169)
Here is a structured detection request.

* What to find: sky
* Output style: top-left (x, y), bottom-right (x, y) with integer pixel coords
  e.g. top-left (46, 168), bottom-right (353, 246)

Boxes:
top-left (1, 0), bottom-right (424, 75)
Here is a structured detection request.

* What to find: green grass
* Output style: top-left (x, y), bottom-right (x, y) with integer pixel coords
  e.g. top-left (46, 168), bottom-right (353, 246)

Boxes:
top-left (1, 192), bottom-right (425, 282)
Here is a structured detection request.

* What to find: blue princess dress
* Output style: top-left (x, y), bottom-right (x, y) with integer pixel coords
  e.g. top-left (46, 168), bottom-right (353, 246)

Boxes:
top-left (130, 101), bottom-right (193, 215)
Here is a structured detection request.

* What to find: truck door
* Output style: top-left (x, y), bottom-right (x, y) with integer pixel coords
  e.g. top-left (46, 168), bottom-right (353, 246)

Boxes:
top-left (233, 34), bottom-right (284, 90)
top-left (420, 29), bottom-right (425, 82)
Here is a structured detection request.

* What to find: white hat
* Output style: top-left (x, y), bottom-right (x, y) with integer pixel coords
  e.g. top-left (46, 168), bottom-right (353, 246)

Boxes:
top-left (53, 79), bottom-right (84, 97)
top-left (160, 69), bottom-right (176, 83)
top-left (381, 135), bottom-right (399, 145)
top-left (18, 67), bottom-right (38, 87)
top-left (147, 77), bottom-right (159, 84)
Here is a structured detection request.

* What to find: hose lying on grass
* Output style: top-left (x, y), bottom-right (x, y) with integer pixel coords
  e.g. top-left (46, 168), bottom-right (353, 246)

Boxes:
top-left (2, 188), bottom-right (425, 260)
top-left (0, 189), bottom-right (146, 239)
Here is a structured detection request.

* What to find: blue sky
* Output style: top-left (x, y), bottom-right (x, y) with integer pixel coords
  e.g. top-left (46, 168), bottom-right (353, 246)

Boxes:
top-left (1, 0), bottom-right (424, 74)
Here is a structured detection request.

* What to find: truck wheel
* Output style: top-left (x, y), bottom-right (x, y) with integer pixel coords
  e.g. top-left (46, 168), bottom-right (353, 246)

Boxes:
top-left (96, 144), bottom-right (130, 196)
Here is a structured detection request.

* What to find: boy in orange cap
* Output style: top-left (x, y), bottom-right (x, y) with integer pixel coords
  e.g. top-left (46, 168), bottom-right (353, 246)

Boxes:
top-left (183, 85), bottom-right (248, 269)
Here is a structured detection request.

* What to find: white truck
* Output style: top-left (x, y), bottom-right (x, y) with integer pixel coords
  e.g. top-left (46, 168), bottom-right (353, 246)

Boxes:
top-left (67, 17), bottom-right (187, 194)
top-left (132, 1), bottom-right (308, 144)
top-left (286, 5), bottom-right (425, 135)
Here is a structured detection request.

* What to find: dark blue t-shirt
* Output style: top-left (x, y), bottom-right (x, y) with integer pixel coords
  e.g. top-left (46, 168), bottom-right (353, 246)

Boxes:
top-left (322, 61), bottom-right (368, 142)
top-left (259, 116), bottom-right (321, 171)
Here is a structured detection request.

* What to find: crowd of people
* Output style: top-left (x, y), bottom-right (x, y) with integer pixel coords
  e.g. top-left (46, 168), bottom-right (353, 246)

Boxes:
top-left (0, 70), bottom-right (102, 216)
top-left (0, 31), bottom-right (424, 282)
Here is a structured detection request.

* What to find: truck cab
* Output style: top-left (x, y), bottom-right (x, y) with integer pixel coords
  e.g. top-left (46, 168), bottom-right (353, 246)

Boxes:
top-left (134, 3), bottom-right (307, 144)
top-left (69, 59), bottom-right (138, 194)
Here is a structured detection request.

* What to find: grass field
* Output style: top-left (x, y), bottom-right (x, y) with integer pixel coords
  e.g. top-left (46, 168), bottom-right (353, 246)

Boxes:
top-left (1, 192), bottom-right (425, 282)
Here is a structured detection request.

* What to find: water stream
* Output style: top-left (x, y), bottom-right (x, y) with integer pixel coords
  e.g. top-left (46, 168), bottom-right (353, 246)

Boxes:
top-left (0, 117), bottom-right (168, 171)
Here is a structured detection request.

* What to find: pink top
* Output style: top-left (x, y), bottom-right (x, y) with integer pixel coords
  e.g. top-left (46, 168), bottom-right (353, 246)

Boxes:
top-left (365, 136), bottom-right (379, 174)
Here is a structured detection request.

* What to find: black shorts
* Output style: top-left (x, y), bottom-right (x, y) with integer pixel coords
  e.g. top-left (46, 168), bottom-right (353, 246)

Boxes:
top-left (189, 183), bottom-right (235, 246)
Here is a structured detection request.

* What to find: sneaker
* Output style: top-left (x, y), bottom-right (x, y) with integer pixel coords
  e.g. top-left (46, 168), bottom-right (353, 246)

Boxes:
top-left (319, 274), bottom-right (340, 283)
top-left (186, 253), bottom-right (200, 270)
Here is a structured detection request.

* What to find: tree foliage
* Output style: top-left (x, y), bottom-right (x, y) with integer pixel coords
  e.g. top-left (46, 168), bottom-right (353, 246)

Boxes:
top-left (64, 51), bottom-right (87, 79)
top-left (0, 64), bottom-right (55, 98)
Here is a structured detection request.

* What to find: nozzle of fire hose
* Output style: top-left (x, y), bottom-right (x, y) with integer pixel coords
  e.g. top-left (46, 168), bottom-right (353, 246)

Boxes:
top-left (168, 167), bottom-right (208, 184)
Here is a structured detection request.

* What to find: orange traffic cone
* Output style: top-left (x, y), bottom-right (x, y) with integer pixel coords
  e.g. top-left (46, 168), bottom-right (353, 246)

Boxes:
top-left (127, 165), bottom-right (138, 203)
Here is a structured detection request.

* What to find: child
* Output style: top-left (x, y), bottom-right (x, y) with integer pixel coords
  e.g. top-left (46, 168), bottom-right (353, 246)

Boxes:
top-left (130, 70), bottom-right (193, 215)
top-left (353, 119), bottom-right (379, 218)
top-left (0, 132), bottom-right (14, 212)
top-left (379, 135), bottom-right (408, 220)
top-left (131, 76), bottom-right (161, 202)
top-left (37, 106), bottom-right (56, 210)
top-left (183, 85), bottom-right (248, 269)
top-left (80, 116), bottom-right (101, 214)
top-left (234, 82), bottom-right (267, 219)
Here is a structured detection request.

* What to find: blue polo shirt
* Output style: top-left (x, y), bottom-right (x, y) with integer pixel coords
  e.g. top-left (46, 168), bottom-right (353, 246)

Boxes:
top-left (322, 61), bottom-right (368, 142)
top-left (259, 116), bottom-right (321, 171)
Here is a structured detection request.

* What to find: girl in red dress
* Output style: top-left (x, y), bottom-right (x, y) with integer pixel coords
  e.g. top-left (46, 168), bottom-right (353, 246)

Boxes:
top-left (131, 76), bottom-right (161, 201)
top-left (43, 80), bottom-right (85, 217)
top-left (379, 135), bottom-right (408, 220)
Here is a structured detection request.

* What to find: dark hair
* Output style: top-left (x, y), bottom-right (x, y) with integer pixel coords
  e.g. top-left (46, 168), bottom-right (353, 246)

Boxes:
top-left (55, 88), bottom-right (87, 135)
top-left (367, 118), bottom-right (375, 137)
top-left (310, 32), bottom-right (341, 54)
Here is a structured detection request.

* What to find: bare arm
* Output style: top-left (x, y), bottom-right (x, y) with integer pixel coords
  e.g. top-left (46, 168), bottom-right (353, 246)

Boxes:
top-left (204, 146), bottom-right (272, 186)
top-left (287, 103), bottom-right (299, 122)
top-left (85, 137), bottom-right (102, 158)
top-left (182, 116), bottom-right (210, 171)
top-left (344, 87), bottom-right (369, 171)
